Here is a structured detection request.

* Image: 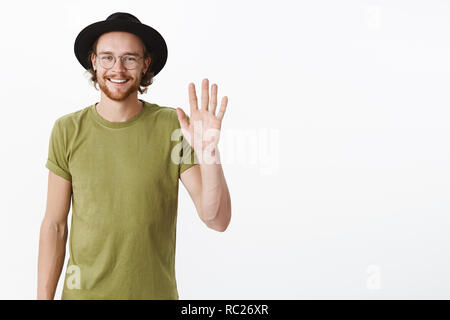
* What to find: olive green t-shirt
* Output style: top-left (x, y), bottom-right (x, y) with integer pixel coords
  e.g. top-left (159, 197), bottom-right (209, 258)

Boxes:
top-left (45, 99), bottom-right (198, 300)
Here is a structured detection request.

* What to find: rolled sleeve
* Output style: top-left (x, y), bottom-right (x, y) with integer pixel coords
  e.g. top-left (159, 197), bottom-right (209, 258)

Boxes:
top-left (46, 119), bottom-right (72, 181)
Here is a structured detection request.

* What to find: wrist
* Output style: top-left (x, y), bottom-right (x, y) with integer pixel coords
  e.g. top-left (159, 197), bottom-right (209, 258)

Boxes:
top-left (197, 146), bottom-right (220, 166)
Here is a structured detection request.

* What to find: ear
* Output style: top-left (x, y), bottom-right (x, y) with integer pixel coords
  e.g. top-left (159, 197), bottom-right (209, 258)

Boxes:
top-left (144, 56), bottom-right (151, 74)
top-left (90, 52), bottom-right (96, 70)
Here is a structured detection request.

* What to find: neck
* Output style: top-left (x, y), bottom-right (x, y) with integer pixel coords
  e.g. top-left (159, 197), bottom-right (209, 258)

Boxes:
top-left (96, 94), bottom-right (143, 122)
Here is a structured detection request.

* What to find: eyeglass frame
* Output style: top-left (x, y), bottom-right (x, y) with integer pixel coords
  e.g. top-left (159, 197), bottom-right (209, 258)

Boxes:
top-left (94, 53), bottom-right (144, 70)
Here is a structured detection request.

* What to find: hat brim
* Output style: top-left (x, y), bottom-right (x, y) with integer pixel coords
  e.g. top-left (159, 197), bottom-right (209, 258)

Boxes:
top-left (74, 19), bottom-right (168, 76)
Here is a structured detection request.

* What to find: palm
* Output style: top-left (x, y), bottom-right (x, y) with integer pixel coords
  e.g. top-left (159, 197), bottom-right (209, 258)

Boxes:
top-left (176, 79), bottom-right (228, 157)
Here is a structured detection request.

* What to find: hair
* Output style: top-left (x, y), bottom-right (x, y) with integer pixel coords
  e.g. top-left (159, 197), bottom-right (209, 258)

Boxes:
top-left (85, 36), bottom-right (155, 94)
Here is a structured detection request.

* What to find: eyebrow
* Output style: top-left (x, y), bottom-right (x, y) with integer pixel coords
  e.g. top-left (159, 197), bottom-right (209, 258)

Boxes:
top-left (97, 51), bottom-right (141, 56)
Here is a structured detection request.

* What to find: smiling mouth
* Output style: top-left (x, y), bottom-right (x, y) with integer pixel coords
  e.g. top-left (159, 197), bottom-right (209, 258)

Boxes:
top-left (107, 78), bottom-right (130, 85)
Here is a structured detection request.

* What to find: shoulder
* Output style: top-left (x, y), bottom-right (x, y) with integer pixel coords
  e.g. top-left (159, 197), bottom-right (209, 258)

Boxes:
top-left (53, 105), bottom-right (91, 132)
top-left (149, 102), bottom-right (177, 117)
top-left (147, 102), bottom-right (180, 127)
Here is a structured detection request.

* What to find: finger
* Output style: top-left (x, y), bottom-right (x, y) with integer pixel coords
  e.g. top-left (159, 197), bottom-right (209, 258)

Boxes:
top-left (176, 108), bottom-right (189, 130)
top-left (188, 83), bottom-right (199, 115)
top-left (216, 96), bottom-right (228, 121)
top-left (201, 78), bottom-right (209, 111)
top-left (210, 83), bottom-right (218, 115)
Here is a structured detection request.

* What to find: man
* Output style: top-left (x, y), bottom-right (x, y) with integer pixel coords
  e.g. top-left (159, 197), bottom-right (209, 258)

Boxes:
top-left (37, 12), bottom-right (231, 300)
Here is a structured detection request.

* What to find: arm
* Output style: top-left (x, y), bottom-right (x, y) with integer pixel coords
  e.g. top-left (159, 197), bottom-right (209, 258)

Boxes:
top-left (37, 171), bottom-right (72, 300)
top-left (180, 148), bottom-right (231, 232)
top-left (177, 78), bottom-right (231, 232)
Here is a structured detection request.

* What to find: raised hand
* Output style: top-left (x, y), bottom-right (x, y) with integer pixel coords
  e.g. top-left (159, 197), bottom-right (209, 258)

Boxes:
top-left (176, 78), bottom-right (228, 164)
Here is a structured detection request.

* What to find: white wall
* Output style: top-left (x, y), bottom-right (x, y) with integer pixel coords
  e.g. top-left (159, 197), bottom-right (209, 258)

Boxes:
top-left (0, 0), bottom-right (449, 299)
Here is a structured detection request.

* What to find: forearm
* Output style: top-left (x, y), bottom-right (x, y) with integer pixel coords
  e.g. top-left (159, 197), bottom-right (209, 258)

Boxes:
top-left (37, 219), bottom-right (67, 300)
top-left (199, 148), bottom-right (231, 230)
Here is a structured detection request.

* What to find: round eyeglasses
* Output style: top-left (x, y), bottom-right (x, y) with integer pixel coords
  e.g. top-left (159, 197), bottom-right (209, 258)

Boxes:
top-left (96, 53), bottom-right (143, 70)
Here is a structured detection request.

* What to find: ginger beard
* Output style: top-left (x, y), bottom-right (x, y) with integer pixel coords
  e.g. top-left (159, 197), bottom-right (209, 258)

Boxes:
top-left (97, 71), bottom-right (143, 101)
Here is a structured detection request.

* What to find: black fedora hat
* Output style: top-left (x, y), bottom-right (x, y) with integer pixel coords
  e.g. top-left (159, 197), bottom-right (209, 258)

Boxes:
top-left (74, 12), bottom-right (168, 76)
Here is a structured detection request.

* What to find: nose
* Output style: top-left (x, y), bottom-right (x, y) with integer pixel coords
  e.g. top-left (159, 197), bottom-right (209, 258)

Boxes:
top-left (111, 56), bottom-right (127, 72)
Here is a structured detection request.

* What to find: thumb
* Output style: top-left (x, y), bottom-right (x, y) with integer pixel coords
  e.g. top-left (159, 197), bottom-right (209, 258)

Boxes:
top-left (176, 108), bottom-right (189, 130)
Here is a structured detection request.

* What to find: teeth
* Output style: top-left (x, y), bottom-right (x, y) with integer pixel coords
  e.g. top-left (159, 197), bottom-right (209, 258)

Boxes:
top-left (109, 78), bottom-right (128, 83)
